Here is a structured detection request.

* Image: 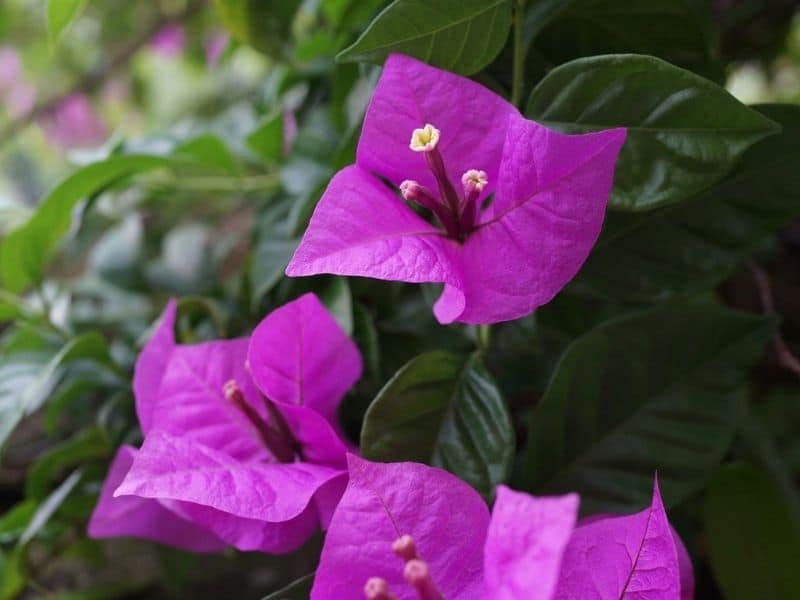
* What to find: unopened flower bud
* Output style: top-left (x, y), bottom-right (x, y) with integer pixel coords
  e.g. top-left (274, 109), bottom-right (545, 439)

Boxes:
top-left (409, 123), bottom-right (440, 152)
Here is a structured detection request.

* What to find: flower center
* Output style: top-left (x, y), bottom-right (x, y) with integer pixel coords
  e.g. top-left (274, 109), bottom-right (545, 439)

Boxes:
top-left (223, 379), bottom-right (298, 463)
top-left (401, 123), bottom-right (488, 242)
top-left (362, 535), bottom-right (443, 600)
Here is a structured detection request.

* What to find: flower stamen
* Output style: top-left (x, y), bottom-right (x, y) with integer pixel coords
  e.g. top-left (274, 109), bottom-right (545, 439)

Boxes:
top-left (459, 169), bottom-right (488, 232)
top-left (364, 577), bottom-right (399, 600)
top-left (391, 535), bottom-right (443, 600)
top-left (224, 379), bottom-right (296, 463)
top-left (404, 559), bottom-right (443, 600)
top-left (409, 124), bottom-right (440, 152)
top-left (400, 180), bottom-right (459, 238)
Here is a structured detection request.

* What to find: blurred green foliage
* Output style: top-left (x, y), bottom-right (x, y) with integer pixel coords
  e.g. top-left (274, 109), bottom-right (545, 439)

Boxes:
top-left (0, 0), bottom-right (798, 598)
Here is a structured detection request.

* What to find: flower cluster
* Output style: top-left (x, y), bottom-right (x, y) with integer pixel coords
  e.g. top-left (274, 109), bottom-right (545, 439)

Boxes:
top-left (287, 53), bottom-right (626, 324)
top-left (86, 54), bottom-right (684, 599)
top-left (89, 293), bottom-right (362, 552)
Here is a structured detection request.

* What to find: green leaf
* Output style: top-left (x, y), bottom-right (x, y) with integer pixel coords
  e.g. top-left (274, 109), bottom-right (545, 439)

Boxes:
top-left (0, 547), bottom-right (25, 600)
top-left (577, 104), bottom-right (800, 302)
top-left (0, 502), bottom-right (37, 544)
top-left (26, 427), bottom-right (111, 500)
top-left (526, 54), bottom-right (779, 211)
top-left (0, 155), bottom-right (170, 293)
top-left (213, 0), bottom-right (302, 57)
top-left (361, 351), bottom-right (513, 497)
top-left (247, 113), bottom-right (284, 163)
top-left (0, 332), bottom-right (116, 454)
top-left (528, 0), bottom-right (718, 79)
top-left (705, 464), bottom-right (800, 600)
top-left (261, 573), bottom-right (314, 600)
top-left (20, 468), bottom-right (83, 545)
top-left (338, 0), bottom-right (512, 75)
top-left (47, 0), bottom-right (88, 43)
top-left (319, 277), bottom-right (353, 335)
top-left (521, 304), bottom-right (775, 514)
top-left (173, 135), bottom-right (237, 174)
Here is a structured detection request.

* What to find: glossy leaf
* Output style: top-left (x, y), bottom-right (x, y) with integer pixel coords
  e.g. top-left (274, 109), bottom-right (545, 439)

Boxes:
top-left (361, 351), bottom-right (513, 496)
top-left (577, 104), bottom-right (800, 301)
top-left (47, 0), bottom-right (88, 42)
top-left (338, 0), bottom-right (512, 75)
top-left (705, 464), bottom-right (800, 600)
top-left (529, 0), bottom-right (718, 79)
top-left (0, 155), bottom-right (170, 293)
top-left (526, 54), bottom-right (779, 210)
top-left (522, 305), bottom-right (775, 514)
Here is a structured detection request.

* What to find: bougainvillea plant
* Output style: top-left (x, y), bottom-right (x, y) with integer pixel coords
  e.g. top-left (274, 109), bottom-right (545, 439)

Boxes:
top-left (1, 1), bottom-right (799, 598)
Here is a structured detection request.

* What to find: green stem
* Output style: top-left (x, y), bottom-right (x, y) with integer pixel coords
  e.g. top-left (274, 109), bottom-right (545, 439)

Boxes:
top-left (477, 324), bottom-right (492, 352)
top-left (511, 0), bottom-right (527, 109)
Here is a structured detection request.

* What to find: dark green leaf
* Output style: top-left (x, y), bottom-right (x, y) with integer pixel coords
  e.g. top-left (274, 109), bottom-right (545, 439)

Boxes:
top-left (521, 304), bottom-right (775, 514)
top-left (47, 0), bottom-right (87, 42)
top-left (528, 0), bottom-right (718, 79)
top-left (526, 55), bottom-right (779, 210)
top-left (0, 155), bottom-right (170, 293)
top-left (577, 104), bottom-right (800, 302)
top-left (338, 0), bottom-right (512, 75)
top-left (20, 469), bottom-right (83, 545)
top-left (213, 0), bottom-right (302, 57)
top-left (261, 573), bottom-right (314, 600)
top-left (26, 427), bottom-right (111, 500)
top-left (705, 464), bottom-right (800, 600)
top-left (319, 277), bottom-right (353, 335)
top-left (361, 351), bottom-right (513, 497)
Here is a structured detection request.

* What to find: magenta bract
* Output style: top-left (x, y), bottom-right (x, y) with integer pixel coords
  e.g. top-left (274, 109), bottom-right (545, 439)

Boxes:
top-left (88, 293), bottom-right (361, 553)
top-left (312, 457), bottom-right (693, 599)
top-left (286, 54), bottom-right (626, 324)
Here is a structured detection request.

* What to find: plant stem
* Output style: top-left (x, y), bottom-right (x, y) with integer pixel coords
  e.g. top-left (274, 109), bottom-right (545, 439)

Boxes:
top-left (511, 0), bottom-right (527, 109)
top-left (477, 324), bottom-right (492, 352)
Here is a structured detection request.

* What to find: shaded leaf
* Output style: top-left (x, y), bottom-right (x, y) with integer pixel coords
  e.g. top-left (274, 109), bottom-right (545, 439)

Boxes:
top-left (526, 54), bottom-right (779, 210)
top-left (529, 0), bottom-right (718, 79)
top-left (705, 464), bottom-right (800, 600)
top-left (262, 573), bottom-right (314, 600)
top-left (26, 427), bottom-right (111, 500)
top-left (521, 304), bottom-right (775, 514)
top-left (338, 0), bottom-right (512, 75)
top-left (361, 351), bottom-right (513, 497)
top-left (577, 104), bottom-right (800, 301)
top-left (20, 469), bottom-right (83, 545)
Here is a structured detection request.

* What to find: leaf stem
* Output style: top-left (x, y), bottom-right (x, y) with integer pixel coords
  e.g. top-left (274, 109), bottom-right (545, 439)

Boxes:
top-left (511, 0), bottom-right (527, 108)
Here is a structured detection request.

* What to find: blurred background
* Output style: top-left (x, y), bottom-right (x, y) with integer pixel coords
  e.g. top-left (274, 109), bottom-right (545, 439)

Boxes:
top-left (0, 0), bottom-right (799, 598)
